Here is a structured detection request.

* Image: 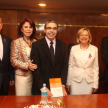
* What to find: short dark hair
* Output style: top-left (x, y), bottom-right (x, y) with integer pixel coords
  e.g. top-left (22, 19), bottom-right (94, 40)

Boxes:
top-left (44, 20), bottom-right (58, 28)
top-left (18, 18), bottom-right (36, 40)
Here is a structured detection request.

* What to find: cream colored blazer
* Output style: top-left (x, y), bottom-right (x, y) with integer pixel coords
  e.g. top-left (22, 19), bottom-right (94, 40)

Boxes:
top-left (67, 44), bottom-right (99, 88)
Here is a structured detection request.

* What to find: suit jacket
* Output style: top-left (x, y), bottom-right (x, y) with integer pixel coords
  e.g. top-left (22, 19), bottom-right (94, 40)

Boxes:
top-left (30, 38), bottom-right (68, 95)
top-left (67, 44), bottom-right (99, 88)
top-left (0, 34), bottom-right (14, 94)
top-left (10, 37), bottom-right (31, 76)
top-left (101, 36), bottom-right (108, 84)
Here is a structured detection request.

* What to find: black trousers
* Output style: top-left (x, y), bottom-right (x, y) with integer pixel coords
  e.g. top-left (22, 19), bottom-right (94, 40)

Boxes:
top-left (105, 83), bottom-right (108, 93)
top-left (0, 82), bottom-right (8, 95)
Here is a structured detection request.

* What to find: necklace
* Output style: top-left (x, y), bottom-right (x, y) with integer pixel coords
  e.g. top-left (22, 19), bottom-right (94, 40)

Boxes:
top-left (80, 47), bottom-right (89, 51)
top-left (23, 37), bottom-right (32, 48)
top-left (80, 44), bottom-right (89, 51)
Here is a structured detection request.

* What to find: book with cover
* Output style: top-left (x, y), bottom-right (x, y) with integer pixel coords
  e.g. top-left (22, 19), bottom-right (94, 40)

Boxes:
top-left (49, 78), bottom-right (63, 97)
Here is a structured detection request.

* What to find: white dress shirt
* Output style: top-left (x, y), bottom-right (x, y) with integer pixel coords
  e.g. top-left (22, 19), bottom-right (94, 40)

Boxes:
top-left (45, 36), bottom-right (56, 54)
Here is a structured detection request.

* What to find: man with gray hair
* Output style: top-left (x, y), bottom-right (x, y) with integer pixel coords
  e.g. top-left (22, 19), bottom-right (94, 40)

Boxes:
top-left (0, 15), bottom-right (14, 95)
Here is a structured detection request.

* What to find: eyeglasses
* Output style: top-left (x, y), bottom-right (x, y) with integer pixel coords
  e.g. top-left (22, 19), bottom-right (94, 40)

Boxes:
top-left (80, 34), bottom-right (89, 37)
top-left (45, 27), bottom-right (57, 30)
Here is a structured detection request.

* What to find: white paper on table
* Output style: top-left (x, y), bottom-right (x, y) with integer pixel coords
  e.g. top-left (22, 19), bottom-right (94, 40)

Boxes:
top-left (51, 87), bottom-right (63, 97)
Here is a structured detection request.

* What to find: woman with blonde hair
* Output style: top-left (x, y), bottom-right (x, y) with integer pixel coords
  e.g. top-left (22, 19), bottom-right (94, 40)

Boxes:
top-left (66, 27), bottom-right (99, 95)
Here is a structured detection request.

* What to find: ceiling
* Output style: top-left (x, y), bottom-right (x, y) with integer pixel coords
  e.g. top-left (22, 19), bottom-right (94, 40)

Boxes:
top-left (0, 0), bottom-right (108, 13)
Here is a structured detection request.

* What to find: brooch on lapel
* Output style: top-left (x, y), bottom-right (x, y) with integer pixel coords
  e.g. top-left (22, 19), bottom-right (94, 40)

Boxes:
top-left (89, 53), bottom-right (92, 59)
top-left (4, 39), bottom-right (6, 42)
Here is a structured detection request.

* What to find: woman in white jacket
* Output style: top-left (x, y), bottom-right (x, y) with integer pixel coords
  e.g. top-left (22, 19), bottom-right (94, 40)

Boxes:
top-left (66, 28), bottom-right (99, 95)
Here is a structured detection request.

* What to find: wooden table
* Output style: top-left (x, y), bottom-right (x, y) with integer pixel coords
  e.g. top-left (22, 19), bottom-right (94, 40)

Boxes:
top-left (0, 94), bottom-right (108, 108)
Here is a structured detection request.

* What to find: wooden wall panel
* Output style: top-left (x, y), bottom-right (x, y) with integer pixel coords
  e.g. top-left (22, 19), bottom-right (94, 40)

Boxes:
top-left (0, 10), bottom-right (108, 94)
top-left (0, 10), bottom-right (18, 40)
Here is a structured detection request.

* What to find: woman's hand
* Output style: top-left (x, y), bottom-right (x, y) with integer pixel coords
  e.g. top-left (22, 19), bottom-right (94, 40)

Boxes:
top-left (66, 85), bottom-right (71, 92)
top-left (92, 88), bottom-right (98, 93)
top-left (28, 60), bottom-right (37, 71)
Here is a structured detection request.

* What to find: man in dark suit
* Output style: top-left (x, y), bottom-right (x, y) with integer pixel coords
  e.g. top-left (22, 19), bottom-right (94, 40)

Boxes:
top-left (101, 36), bottom-right (108, 93)
top-left (0, 15), bottom-right (14, 95)
top-left (31, 20), bottom-right (68, 96)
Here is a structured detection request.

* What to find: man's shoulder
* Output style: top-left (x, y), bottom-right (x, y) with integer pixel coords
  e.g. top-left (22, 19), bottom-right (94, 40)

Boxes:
top-left (33, 38), bottom-right (66, 46)
top-left (101, 36), bottom-right (108, 44)
top-left (32, 38), bottom-right (45, 46)
top-left (56, 39), bottom-right (66, 46)
top-left (1, 34), bottom-right (12, 41)
top-left (102, 36), bottom-right (108, 41)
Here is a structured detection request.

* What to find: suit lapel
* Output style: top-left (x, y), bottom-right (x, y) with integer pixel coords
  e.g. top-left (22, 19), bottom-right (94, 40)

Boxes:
top-left (54, 39), bottom-right (60, 65)
top-left (41, 38), bottom-right (53, 66)
top-left (84, 44), bottom-right (92, 65)
top-left (77, 44), bottom-right (85, 66)
top-left (77, 44), bottom-right (92, 67)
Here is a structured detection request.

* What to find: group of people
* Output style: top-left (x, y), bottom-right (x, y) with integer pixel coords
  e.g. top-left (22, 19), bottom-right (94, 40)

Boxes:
top-left (0, 15), bottom-right (108, 96)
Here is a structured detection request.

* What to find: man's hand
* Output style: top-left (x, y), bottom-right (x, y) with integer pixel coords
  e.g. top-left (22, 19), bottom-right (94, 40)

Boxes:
top-left (10, 80), bottom-right (14, 86)
top-left (46, 88), bottom-right (53, 97)
top-left (62, 85), bottom-right (67, 96)
top-left (41, 87), bottom-right (53, 97)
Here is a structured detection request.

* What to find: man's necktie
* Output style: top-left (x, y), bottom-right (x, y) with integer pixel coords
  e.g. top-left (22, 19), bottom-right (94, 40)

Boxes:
top-left (50, 41), bottom-right (54, 65)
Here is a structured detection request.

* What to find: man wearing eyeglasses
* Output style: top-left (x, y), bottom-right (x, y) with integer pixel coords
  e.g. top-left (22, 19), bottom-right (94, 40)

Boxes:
top-left (31, 20), bottom-right (68, 96)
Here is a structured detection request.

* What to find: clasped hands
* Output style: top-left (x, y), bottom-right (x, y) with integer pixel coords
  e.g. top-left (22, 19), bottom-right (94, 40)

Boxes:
top-left (28, 60), bottom-right (37, 71)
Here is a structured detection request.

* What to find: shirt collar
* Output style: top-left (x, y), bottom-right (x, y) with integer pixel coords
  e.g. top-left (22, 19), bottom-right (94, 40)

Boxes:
top-left (45, 36), bottom-right (56, 45)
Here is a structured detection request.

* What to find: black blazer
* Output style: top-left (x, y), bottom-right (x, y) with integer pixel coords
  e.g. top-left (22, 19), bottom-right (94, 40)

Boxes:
top-left (101, 36), bottom-right (108, 84)
top-left (0, 34), bottom-right (14, 94)
top-left (31, 38), bottom-right (68, 95)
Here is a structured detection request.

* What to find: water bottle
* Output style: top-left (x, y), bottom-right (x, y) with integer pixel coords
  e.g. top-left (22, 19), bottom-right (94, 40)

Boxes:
top-left (41, 83), bottom-right (48, 105)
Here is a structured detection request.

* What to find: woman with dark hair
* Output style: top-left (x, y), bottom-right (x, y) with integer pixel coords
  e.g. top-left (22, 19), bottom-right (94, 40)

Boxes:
top-left (10, 18), bottom-right (37, 96)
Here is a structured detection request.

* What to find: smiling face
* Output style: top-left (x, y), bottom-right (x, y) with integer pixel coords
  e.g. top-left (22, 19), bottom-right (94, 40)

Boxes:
top-left (21, 22), bottom-right (33, 38)
top-left (44, 22), bottom-right (58, 41)
top-left (79, 30), bottom-right (90, 44)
